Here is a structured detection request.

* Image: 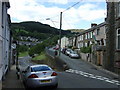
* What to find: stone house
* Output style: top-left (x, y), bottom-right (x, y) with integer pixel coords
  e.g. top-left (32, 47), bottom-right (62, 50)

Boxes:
top-left (60, 36), bottom-right (69, 49)
top-left (58, 36), bottom-right (69, 49)
top-left (0, 0), bottom-right (11, 82)
top-left (70, 22), bottom-right (106, 66)
top-left (76, 23), bottom-right (106, 49)
top-left (105, 1), bottom-right (120, 73)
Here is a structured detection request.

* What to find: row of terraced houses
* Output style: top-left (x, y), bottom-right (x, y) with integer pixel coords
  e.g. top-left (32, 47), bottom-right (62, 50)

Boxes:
top-left (62, 1), bottom-right (120, 74)
top-left (0, 0), bottom-right (13, 86)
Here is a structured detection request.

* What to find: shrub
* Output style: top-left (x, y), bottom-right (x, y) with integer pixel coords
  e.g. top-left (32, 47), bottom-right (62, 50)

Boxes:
top-left (80, 46), bottom-right (91, 53)
top-left (18, 45), bottom-right (28, 52)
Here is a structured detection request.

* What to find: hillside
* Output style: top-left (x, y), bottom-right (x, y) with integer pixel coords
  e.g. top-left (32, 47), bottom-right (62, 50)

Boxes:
top-left (11, 21), bottom-right (70, 35)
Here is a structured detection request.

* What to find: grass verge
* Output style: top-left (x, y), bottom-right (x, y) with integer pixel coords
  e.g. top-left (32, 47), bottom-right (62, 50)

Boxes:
top-left (19, 52), bottom-right (28, 57)
top-left (32, 52), bottom-right (46, 60)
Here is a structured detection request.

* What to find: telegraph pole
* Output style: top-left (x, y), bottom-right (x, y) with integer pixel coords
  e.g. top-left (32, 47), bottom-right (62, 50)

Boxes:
top-left (59, 12), bottom-right (62, 56)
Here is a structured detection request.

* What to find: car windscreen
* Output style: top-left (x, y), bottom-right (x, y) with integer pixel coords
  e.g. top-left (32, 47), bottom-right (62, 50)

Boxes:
top-left (31, 66), bottom-right (51, 72)
top-left (71, 51), bottom-right (77, 54)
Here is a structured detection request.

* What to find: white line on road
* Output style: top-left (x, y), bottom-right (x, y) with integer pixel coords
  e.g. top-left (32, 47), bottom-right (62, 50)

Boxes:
top-left (65, 69), bottom-right (120, 86)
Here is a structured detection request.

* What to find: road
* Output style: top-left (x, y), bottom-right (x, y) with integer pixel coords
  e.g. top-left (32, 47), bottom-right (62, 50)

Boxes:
top-left (18, 49), bottom-right (119, 89)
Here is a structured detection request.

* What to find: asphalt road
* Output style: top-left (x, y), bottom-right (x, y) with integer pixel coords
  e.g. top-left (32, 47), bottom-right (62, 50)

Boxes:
top-left (47, 48), bottom-right (120, 87)
top-left (18, 53), bottom-right (119, 89)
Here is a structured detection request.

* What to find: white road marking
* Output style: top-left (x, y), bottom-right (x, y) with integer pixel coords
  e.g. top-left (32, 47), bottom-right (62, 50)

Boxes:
top-left (65, 69), bottom-right (120, 86)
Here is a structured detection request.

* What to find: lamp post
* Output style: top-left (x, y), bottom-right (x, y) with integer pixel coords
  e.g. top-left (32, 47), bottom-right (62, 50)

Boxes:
top-left (59, 12), bottom-right (62, 56)
top-left (46, 18), bottom-right (56, 27)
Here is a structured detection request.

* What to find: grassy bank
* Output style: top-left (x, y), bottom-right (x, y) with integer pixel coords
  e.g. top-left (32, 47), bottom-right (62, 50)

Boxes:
top-left (32, 52), bottom-right (46, 60)
top-left (19, 52), bottom-right (28, 57)
top-left (31, 52), bottom-right (67, 72)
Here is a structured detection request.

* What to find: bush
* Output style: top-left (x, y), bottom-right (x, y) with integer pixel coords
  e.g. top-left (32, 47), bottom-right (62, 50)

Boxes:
top-left (18, 45), bottom-right (28, 52)
top-left (80, 46), bottom-right (91, 53)
top-left (28, 35), bottom-right (59, 57)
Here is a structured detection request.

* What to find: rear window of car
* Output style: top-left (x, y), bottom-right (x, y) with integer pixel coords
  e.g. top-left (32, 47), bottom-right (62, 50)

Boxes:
top-left (31, 66), bottom-right (51, 72)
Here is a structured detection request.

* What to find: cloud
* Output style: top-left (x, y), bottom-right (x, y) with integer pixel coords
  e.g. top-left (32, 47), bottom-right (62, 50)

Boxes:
top-left (8, 0), bottom-right (106, 29)
top-left (77, 3), bottom-right (106, 21)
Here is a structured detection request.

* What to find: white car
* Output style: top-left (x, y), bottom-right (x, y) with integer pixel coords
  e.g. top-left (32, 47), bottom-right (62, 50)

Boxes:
top-left (69, 51), bottom-right (80, 59)
top-left (20, 64), bottom-right (58, 88)
top-left (65, 49), bottom-right (73, 56)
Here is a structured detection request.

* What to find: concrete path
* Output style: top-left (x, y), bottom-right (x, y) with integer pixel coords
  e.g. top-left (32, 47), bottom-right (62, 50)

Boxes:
top-left (2, 65), bottom-right (25, 89)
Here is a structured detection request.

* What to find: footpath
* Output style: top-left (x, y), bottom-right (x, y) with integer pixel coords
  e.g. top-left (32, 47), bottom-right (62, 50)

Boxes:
top-left (2, 65), bottom-right (25, 89)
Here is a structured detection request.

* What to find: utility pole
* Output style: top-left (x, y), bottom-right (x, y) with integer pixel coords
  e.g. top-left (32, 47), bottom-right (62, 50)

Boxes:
top-left (16, 28), bottom-right (20, 70)
top-left (59, 12), bottom-right (62, 56)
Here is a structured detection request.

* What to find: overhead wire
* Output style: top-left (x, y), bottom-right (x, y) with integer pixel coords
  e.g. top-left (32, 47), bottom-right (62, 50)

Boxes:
top-left (62, 1), bottom-right (81, 13)
top-left (46, 0), bottom-right (82, 20)
top-left (41, 0), bottom-right (82, 29)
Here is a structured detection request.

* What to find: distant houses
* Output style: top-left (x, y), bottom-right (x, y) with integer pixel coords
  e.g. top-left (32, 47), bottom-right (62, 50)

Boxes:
top-left (18, 36), bottom-right (41, 46)
top-left (0, 1), bottom-right (12, 83)
top-left (19, 36), bottom-right (39, 42)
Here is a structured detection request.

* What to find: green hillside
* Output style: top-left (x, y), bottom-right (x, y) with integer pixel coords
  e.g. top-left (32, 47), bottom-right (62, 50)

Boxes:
top-left (11, 21), bottom-right (71, 40)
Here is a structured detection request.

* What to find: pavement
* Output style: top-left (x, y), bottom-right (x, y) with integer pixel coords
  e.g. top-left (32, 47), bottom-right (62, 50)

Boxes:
top-left (2, 65), bottom-right (25, 89)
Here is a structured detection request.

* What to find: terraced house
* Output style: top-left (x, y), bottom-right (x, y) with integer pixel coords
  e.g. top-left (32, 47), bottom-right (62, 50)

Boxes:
top-left (76, 23), bottom-right (106, 49)
top-left (75, 23), bottom-right (106, 66)
top-left (0, 0), bottom-right (11, 84)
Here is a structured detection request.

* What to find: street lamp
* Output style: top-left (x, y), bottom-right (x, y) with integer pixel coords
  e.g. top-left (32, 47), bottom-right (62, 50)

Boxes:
top-left (46, 18), bottom-right (56, 27)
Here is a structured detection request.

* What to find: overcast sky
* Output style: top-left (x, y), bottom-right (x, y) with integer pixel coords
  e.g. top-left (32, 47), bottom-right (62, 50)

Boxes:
top-left (8, 0), bottom-right (107, 30)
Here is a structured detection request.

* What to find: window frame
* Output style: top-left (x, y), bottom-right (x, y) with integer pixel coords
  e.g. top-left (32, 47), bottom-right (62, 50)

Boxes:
top-left (117, 2), bottom-right (120, 18)
top-left (116, 28), bottom-right (120, 50)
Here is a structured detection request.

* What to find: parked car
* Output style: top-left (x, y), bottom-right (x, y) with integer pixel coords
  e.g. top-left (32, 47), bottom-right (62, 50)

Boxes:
top-left (53, 47), bottom-right (59, 50)
top-left (69, 51), bottom-right (80, 59)
top-left (65, 49), bottom-right (73, 56)
top-left (20, 64), bottom-right (58, 88)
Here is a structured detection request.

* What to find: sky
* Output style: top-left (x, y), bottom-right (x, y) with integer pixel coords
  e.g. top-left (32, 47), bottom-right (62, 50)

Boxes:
top-left (8, 0), bottom-right (107, 30)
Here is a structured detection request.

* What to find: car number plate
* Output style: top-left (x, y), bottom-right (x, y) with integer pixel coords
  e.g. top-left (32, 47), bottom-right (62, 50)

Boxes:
top-left (40, 80), bottom-right (51, 83)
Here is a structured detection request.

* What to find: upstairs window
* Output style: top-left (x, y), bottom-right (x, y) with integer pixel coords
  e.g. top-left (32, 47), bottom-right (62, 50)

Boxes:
top-left (96, 29), bottom-right (100, 35)
top-left (2, 2), bottom-right (4, 27)
top-left (117, 28), bottom-right (120, 50)
top-left (117, 2), bottom-right (120, 17)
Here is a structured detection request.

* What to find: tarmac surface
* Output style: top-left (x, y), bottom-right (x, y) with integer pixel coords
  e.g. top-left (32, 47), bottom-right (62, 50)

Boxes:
top-left (2, 65), bottom-right (25, 89)
top-left (1, 54), bottom-right (120, 89)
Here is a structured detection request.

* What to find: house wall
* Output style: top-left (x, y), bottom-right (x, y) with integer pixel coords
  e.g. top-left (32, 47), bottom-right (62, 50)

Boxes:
top-left (0, 1), bottom-right (3, 81)
top-left (61, 37), bottom-right (69, 48)
top-left (0, 2), bottom-right (11, 81)
top-left (105, 2), bottom-right (116, 72)
top-left (114, 2), bottom-right (120, 72)
top-left (72, 22), bottom-right (106, 66)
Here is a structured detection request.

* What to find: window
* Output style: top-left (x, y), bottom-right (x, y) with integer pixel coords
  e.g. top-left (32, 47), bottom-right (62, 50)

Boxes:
top-left (96, 29), bottom-right (100, 35)
top-left (117, 28), bottom-right (120, 50)
top-left (85, 33), bottom-right (87, 39)
top-left (88, 33), bottom-right (90, 39)
top-left (91, 32), bottom-right (93, 38)
top-left (81, 36), bottom-right (82, 40)
top-left (117, 2), bottom-right (120, 17)
top-left (2, 2), bottom-right (4, 25)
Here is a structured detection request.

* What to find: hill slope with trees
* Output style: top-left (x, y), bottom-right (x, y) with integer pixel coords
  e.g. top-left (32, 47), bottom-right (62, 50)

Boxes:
top-left (11, 21), bottom-right (71, 40)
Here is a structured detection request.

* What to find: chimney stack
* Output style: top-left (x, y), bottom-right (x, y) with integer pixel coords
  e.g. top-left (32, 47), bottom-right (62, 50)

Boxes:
top-left (91, 23), bottom-right (97, 27)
